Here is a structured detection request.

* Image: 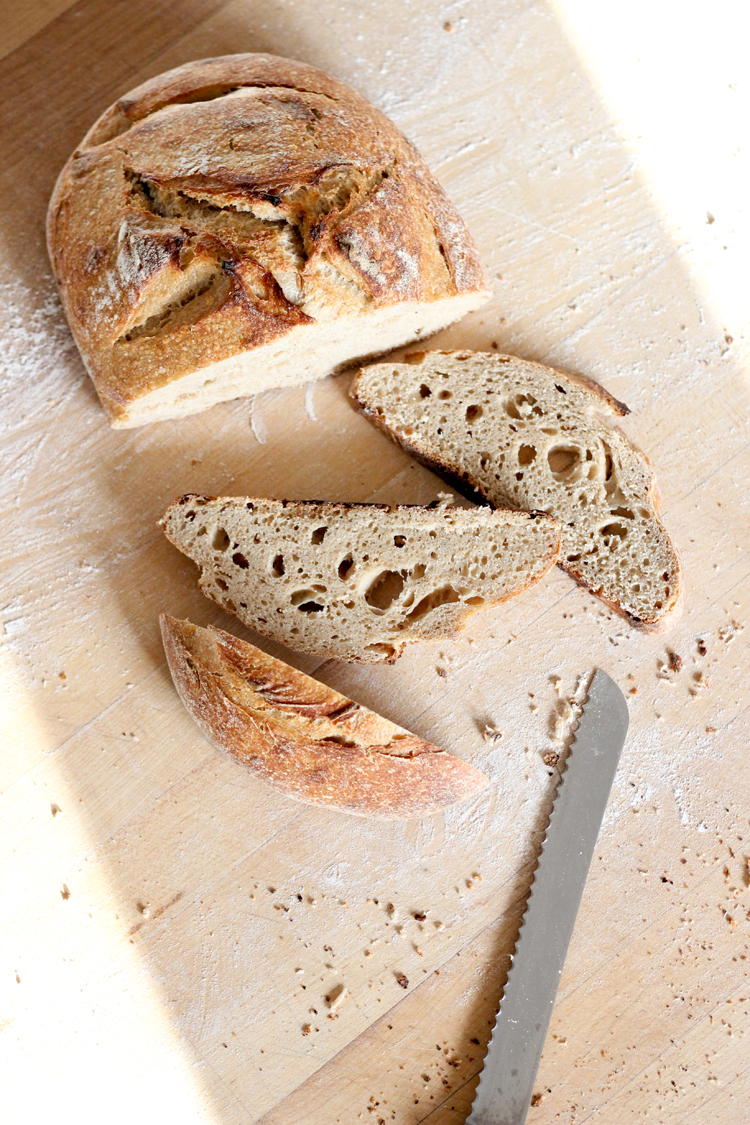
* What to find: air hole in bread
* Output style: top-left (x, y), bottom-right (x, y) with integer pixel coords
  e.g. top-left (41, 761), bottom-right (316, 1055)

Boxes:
top-left (365, 570), bottom-right (406, 612)
top-left (394, 535), bottom-right (406, 547)
top-left (610, 506), bottom-right (635, 521)
top-left (216, 577), bottom-right (228, 590)
top-left (291, 588), bottom-right (326, 609)
top-left (365, 643), bottom-right (397, 658)
top-left (271, 554), bottom-right (285, 577)
top-left (518, 444), bottom-right (537, 465)
top-left (419, 384), bottom-right (432, 398)
top-left (439, 390), bottom-right (452, 400)
top-left (295, 599), bottom-right (325, 613)
top-left (311, 526), bottom-right (328, 544)
top-left (600, 522), bottom-right (628, 542)
top-left (232, 552), bottom-right (249, 569)
top-left (213, 527), bottom-right (231, 551)
top-left (547, 445), bottom-right (581, 480)
top-left (464, 595), bottom-right (485, 606)
top-left (465, 404), bottom-right (483, 422)
top-left (338, 554), bottom-right (354, 580)
top-left (406, 585), bottom-right (461, 621)
top-left (479, 452), bottom-right (491, 470)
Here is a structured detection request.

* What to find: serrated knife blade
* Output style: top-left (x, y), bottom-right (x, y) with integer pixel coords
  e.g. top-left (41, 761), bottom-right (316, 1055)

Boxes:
top-left (466, 669), bottom-right (629, 1125)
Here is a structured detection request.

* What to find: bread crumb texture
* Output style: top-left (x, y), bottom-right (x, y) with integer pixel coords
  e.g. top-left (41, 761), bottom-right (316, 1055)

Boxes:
top-left (160, 495), bottom-right (561, 662)
top-left (352, 351), bottom-right (682, 628)
top-left (159, 615), bottom-right (488, 818)
top-left (46, 54), bottom-right (489, 426)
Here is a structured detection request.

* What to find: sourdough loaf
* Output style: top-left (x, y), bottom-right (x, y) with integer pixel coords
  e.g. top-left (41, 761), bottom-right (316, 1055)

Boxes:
top-left (352, 351), bottom-right (681, 628)
top-left (160, 495), bottom-right (561, 662)
top-left (47, 54), bottom-right (490, 428)
top-left (161, 616), bottom-right (488, 818)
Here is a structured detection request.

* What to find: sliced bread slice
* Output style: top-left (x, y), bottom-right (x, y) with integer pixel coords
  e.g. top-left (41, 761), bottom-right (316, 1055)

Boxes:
top-left (352, 351), bottom-right (681, 628)
top-left (161, 615), bottom-right (489, 818)
top-left (161, 495), bottom-right (561, 663)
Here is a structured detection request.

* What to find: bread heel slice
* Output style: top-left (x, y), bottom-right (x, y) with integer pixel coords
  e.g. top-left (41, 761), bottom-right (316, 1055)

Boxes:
top-left (160, 615), bottom-right (489, 818)
top-left (352, 351), bottom-right (682, 629)
top-left (160, 495), bottom-right (561, 663)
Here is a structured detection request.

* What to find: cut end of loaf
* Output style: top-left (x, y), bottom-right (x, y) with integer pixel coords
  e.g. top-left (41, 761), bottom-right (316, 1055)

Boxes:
top-left (160, 614), bottom-right (489, 818)
top-left (352, 350), bottom-right (682, 628)
top-left (107, 291), bottom-right (489, 427)
top-left (160, 495), bottom-right (561, 662)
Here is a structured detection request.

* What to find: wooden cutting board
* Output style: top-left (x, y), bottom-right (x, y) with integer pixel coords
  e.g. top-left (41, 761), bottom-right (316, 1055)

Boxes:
top-left (1, 2), bottom-right (748, 1122)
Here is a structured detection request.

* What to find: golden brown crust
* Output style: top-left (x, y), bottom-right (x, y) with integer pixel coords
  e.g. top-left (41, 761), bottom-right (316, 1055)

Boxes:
top-left (160, 615), bottom-right (489, 818)
top-left (47, 55), bottom-right (488, 424)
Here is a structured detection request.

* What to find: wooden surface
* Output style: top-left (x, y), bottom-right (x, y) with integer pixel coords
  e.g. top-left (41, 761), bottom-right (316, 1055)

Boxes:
top-left (1, 2), bottom-right (749, 1122)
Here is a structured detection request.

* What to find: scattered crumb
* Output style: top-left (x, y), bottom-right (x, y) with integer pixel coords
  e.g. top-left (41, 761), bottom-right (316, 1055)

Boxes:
top-left (434, 921), bottom-right (445, 931)
top-left (387, 903), bottom-right (397, 919)
top-left (50, 803), bottom-right (61, 817)
top-left (443, 20), bottom-right (454, 31)
top-left (413, 911), bottom-right (427, 922)
top-left (60, 884), bottom-right (70, 900)
top-left (667, 649), bottom-right (682, 673)
top-left (542, 751), bottom-right (559, 767)
top-left (325, 984), bottom-right (347, 1011)
top-left (436, 667), bottom-right (447, 678)
top-left (719, 620), bottom-right (743, 643)
top-left (697, 639), bottom-right (707, 656)
top-left (301, 1023), bottom-right (311, 1036)
top-left (395, 972), bottom-right (409, 989)
top-left (530, 1092), bottom-right (544, 1107)
top-left (482, 724), bottom-right (503, 743)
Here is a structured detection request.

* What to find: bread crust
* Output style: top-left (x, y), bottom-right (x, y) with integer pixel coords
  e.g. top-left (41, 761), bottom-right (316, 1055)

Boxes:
top-left (47, 55), bottom-right (489, 425)
top-left (160, 615), bottom-right (489, 818)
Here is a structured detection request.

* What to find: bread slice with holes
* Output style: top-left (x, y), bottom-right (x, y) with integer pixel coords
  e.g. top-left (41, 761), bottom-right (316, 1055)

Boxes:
top-left (47, 54), bottom-right (489, 427)
top-left (351, 351), bottom-right (681, 628)
top-left (160, 494), bottom-right (561, 663)
top-left (161, 615), bottom-right (489, 818)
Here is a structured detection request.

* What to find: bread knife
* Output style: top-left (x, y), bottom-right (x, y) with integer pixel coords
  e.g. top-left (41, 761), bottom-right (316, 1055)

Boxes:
top-left (466, 669), bottom-right (629, 1125)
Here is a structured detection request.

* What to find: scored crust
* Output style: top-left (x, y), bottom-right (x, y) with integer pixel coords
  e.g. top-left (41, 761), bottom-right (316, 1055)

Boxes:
top-left (47, 54), bottom-right (490, 427)
top-left (351, 351), bottom-right (682, 629)
top-left (160, 494), bottom-right (561, 663)
top-left (160, 615), bottom-right (489, 818)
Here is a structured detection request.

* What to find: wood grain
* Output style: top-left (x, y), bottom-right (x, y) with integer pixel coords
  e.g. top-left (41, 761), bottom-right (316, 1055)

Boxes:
top-left (1, 1), bottom-right (748, 1122)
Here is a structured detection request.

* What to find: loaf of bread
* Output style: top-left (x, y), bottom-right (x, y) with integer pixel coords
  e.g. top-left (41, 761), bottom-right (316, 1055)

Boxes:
top-left (160, 494), bottom-right (561, 662)
top-left (352, 351), bottom-right (681, 628)
top-left (161, 615), bottom-right (489, 818)
top-left (47, 54), bottom-right (490, 428)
